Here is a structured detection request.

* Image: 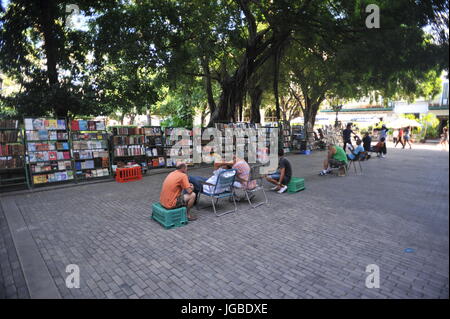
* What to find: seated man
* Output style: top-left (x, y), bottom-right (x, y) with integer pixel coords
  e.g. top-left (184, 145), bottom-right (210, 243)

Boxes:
top-left (320, 144), bottom-right (348, 177)
top-left (265, 149), bottom-right (292, 194)
top-left (362, 132), bottom-right (372, 152)
top-left (347, 139), bottom-right (366, 161)
top-left (371, 137), bottom-right (386, 158)
top-left (189, 167), bottom-right (232, 196)
top-left (232, 155), bottom-right (256, 190)
top-left (230, 155), bottom-right (257, 200)
top-left (160, 163), bottom-right (197, 221)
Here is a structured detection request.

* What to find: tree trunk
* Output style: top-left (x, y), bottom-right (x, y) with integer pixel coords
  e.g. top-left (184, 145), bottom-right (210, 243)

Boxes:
top-left (208, 78), bottom-right (238, 125)
top-left (200, 56), bottom-right (216, 117)
top-left (207, 30), bottom-right (291, 126)
top-left (38, 0), bottom-right (65, 116)
top-left (249, 85), bottom-right (262, 123)
top-left (273, 47), bottom-right (281, 123)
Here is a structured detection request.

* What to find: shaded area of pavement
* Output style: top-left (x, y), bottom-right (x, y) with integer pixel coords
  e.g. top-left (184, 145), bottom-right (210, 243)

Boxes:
top-left (0, 145), bottom-right (448, 298)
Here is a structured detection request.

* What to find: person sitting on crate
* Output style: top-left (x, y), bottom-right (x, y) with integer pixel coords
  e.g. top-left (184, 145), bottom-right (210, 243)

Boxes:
top-left (265, 149), bottom-right (292, 194)
top-left (160, 163), bottom-right (197, 221)
top-left (319, 144), bottom-right (348, 176)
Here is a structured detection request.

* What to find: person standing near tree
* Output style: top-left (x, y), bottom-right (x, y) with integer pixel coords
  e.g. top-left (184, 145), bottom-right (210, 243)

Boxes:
top-left (342, 123), bottom-right (358, 152)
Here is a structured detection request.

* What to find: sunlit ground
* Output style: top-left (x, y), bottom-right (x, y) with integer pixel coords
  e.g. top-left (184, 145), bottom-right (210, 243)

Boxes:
top-left (386, 142), bottom-right (449, 152)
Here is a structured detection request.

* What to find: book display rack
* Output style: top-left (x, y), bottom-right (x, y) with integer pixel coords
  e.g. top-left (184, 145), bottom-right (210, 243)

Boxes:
top-left (291, 125), bottom-right (306, 151)
top-left (143, 126), bottom-right (166, 169)
top-left (24, 117), bottom-right (74, 187)
top-left (163, 127), bottom-right (193, 168)
top-left (0, 119), bottom-right (28, 191)
top-left (70, 119), bottom-right (111, 181)
top-left (110, 126), bottom-right (146, 173)
top-left (281, 122), bottom-right (292, 153)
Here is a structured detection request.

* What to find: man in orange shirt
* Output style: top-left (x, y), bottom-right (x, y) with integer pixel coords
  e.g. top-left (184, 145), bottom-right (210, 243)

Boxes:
top-left (160, 163), bottom-right (197, 221)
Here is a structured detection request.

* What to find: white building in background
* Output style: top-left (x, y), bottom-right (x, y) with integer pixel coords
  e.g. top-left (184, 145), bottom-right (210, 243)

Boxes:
top-left (315, 72), bottom-right (449, 131)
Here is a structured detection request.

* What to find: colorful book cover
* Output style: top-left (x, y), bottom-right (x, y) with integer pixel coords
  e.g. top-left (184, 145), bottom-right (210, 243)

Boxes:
top-left (38, 130), bottom-right (48, 140)
top-left (49, 131), bottom-right (57, 140)
top-left (33, 175), bottom-right (47, 184)
top-left (78, 120), bottom-right (88, 131)
top-left (33, 118), bottom-right (45, 130)
top-left (28, 153), bottom-right (37, 162)
top-left (47, 119), bottom-right (57, 130)
top-left (75, 161), bottom-right (82, 170)
top-left (71, 120), bottom-right (79, 131)
top-left (48, 152), bottom-right (57, 161)
top-left (96, 122), bottom-right (105, 130)
top-left (88, 121), bottom-right (96, 131)
top-left (24, 119), bottom-right (33, 130)
top-left (63, 151), bottom-right (70, 159)
top-left (57, 120), bottom-right (66, 130)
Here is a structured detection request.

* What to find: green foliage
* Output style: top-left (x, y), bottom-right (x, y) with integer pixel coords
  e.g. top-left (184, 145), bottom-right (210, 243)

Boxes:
top-left (0, 0), bottom-right (448, 125)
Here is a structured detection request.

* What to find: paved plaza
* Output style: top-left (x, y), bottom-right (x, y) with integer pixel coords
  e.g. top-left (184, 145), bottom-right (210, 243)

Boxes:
top-left (0, 145), bottom-right (448, 299)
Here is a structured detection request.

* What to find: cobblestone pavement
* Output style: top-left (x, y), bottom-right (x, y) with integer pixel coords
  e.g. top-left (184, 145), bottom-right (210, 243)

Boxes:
top-left (0, 145), bottom-right (448, 299)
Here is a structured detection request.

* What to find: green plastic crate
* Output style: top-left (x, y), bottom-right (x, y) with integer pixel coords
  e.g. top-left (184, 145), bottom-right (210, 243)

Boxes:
top-left (151, 203), bottom-right (188, 229)
top-left (287, 177), bottom-right (305, 193)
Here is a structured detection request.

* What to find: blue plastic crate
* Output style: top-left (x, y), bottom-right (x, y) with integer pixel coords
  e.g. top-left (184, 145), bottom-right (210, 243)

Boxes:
top-left (152, 203), bottom-right (188, 229)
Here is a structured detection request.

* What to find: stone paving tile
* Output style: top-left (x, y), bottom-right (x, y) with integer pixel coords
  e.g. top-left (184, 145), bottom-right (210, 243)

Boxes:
top-left (0, 146), bottom-right (448, 298)
top-left (0, 204), bottom-right (30, 299)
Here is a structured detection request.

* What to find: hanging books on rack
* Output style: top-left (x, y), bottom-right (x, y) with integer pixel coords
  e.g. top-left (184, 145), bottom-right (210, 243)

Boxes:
top-left (163, 127), bottom-right (193, 167)
top-left (25, 117), bottom-right (74, 187)
top-left (110, 126), bottom-right (146, 173)
top-left (143, 126), bottom-right (165, 169)
top-left (70, 119), bottom-right (111, 181)
top-left (0, 119), bottom-right (28, 191)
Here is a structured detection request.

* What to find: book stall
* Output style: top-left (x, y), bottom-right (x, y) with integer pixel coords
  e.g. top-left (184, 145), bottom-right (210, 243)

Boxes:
top-left (70, 119), bottom-right (111, 181)
top-left (110, 126), bottom-right (147, 174)
top-left (0, 119), bottom-right (28, 191)
top-left (143, 126), bottom-right (166, 170)
top-left (24, 118), bottom-right (74, 187)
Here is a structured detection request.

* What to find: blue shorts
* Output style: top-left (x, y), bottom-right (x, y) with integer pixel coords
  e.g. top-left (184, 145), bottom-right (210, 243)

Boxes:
top-left (268, 172), bottom-right (291, 185)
